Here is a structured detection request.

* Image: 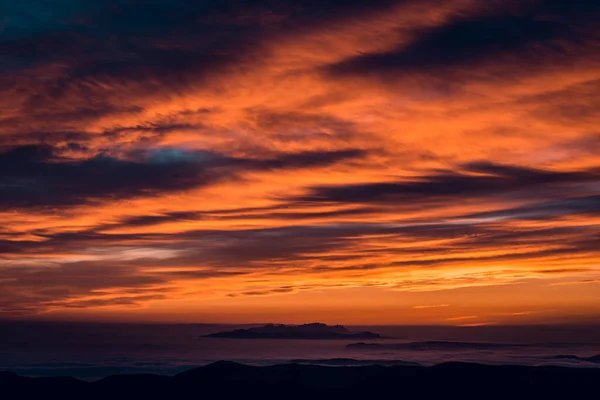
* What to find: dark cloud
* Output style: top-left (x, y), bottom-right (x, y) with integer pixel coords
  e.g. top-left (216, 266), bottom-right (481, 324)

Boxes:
top-left (245, 149), bottom-right (366, 170)
top-left (0, 145), bottom-right (218, 209)
top-left (462, 195), bottom-right (600, 221)
top-left (116, 212), bottom-right (206, 228)
top-left (235, 207), bottom-right (378, 220)
top-left (537, 268), bottom-right (593, 275)
top-left (111, 206), bottom-right (376, 230)
top-left (294, 162), bottom-right (600, 204)
top-left (0, 145), bottom-right (365, 209)
top-left (228, 286), bottom-right (296, 297)
top-left (326, 0), bottom-right (599, 78)
top-left (158, 270), bottom-right (248, 279)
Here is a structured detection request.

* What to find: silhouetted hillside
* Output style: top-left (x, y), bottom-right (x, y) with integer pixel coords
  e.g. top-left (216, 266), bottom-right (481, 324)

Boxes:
top-left (204, 323), bottom-right (384, 339)
top-left (2, 361), bottom-right (600, 399)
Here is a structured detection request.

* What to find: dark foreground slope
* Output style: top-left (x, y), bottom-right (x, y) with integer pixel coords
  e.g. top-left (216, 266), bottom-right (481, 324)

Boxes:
top-left (2, 361), bottom-right (600, 400)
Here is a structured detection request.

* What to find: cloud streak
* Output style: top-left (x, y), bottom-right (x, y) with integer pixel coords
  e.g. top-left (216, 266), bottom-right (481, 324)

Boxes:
top-left (0, 145), bottom-right (365, 209)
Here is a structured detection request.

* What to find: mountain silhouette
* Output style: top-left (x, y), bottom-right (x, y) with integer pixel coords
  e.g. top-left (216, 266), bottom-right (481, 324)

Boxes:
top-left (2, 361), bottom-right (600, 399)
top-left (203, 323), bottom-right (384, 339)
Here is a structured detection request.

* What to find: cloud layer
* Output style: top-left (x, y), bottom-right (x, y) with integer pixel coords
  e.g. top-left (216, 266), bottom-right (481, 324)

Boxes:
top-left (0, 0), bottom-right (599, 324)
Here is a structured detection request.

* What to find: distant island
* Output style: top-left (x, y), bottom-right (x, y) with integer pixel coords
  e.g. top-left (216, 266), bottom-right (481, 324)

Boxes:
top-left (203, 323), bottom-right (385, 339)
top-left (346, 341), bottom-right (533, 351)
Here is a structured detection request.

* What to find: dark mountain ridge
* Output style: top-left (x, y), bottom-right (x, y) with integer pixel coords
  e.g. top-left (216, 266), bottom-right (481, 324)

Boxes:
top-left (2, 361), bottom-right (600, 399)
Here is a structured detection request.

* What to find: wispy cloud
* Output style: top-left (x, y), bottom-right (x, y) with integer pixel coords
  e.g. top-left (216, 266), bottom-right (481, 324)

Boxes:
top-left (413, 304), bottom-right (450, 309)
top-left (447, 316), bottom-right (478, 321)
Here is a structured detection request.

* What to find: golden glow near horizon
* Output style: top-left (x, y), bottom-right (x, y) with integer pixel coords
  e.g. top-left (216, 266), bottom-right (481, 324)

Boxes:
top-left (1, 0), bottom-right (599, 324)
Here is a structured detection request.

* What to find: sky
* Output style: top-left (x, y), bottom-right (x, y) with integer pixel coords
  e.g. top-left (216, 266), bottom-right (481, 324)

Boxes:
top-left (0, 0), bottom-right (599, 325)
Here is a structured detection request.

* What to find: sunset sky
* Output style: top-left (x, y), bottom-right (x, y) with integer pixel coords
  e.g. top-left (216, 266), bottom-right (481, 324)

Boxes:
top-left (1, 0), bottom-right (599, 325)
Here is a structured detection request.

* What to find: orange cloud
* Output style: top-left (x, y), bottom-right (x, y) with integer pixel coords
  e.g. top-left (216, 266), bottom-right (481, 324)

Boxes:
top-left (413, 304), bottom-right (451, 309)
